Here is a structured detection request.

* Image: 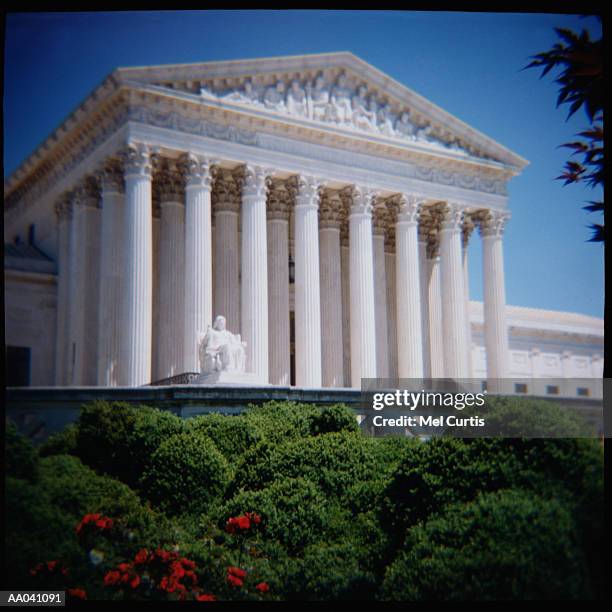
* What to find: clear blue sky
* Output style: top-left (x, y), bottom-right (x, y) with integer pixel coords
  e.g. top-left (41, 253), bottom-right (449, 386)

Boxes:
top-left (3, 10), bottom-right (604, 318)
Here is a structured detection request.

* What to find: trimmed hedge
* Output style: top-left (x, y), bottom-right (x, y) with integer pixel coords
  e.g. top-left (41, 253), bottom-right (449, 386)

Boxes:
top-left (75, 401), bottom-right (185, 488)
top-left (5, 421), bottom-right (39, 482)
top-left (381, 489), bottom-right (589, 600)
top-left (140, 431), bottom-right (231, 515)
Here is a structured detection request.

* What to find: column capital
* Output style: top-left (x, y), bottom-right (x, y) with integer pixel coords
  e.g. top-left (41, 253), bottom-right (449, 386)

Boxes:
top-left (74, 176), bottom-right (101, 209)
top-left (396, 194), bottom-right (424, 225)
top-left (54, 192), bottom-right (74, 221)
top-left (372, 200), bottom-right (390, 236)
top-left (440, 201), bottom-right (465, 232)
top-left (267, 178), bottom-right (291, 221)
top-left (178, 152), bottom-right (215, 189)
top-left (319, 190), bottom-right (343, 230)
top-left (291, 174), bottom-right (322, 208)
top-left (213, 168), bottom-right (241, 214)
top-left (342, 185), bottom-right (375, 216)
top-left (156, 159), bottom-right (185, 204)
top-left (478, 209), bottom-right (511, 238)
top-left (121, 142), bottom-right (153, 178)
top-left (242, 164), bottom-right (268, 198)
top-left (97, 158), bottom-right (125, 195)
top-left (462, 212), bottom-right (476, 248)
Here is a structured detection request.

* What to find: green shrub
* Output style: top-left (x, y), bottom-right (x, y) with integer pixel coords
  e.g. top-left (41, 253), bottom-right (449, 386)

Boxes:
top-left (5, 421), bottom-right (39, 481)
top-left (222, 477), bottom-right (334, 555)
top-left (5, 476), bottom-right (82, 587)
top-left (141, 431), bottom-right (231, 515)
top-left (308, 404), bottom-right (359, 436)
top-left (5, 455), bottom-right (175, 590)
top-left (383, 436), bottom-right (604, 547)
top-left (186, 413), bottom-right (263, 462)
top-left (38, 424), bottom-right (79, 457)
top-left (242, 401), bottom-right (320, 444)
top-left (229, 431), bottom-right (379, 497)
top-left (381, 489), bottom-right (589, 600)
top-left (75, 401), bottom-right (184, 487)
top-left (457, 394), bottom-right (594, 437)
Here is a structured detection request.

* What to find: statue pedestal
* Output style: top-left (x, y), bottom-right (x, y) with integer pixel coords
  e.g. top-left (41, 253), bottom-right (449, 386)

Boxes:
top-left (193, 371), bottom-right (268, 386)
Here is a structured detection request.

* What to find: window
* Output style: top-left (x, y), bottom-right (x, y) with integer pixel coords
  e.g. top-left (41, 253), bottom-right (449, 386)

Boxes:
top-left (577, 387), bottom-right (590, 397)
top-left (546, 385), bottom-right (559, 395)
top-left (6, 346), bottom-right (31, 387)
top-left (515, 383), bottom-right (528, 394)
top-left (481, 380), bottom-right (487, 392)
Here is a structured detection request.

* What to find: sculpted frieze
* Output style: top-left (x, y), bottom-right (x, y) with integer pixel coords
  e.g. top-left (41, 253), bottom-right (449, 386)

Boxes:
top-left (196, 71), bottom-right (492, 160)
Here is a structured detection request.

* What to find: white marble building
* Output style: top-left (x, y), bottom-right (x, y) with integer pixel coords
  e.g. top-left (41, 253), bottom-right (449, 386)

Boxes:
top-left (3, 53), bottom-right (603, 395)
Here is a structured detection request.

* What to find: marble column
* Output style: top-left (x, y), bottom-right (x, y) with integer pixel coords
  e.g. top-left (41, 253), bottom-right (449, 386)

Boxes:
top-left (241, 165), bottom-right (269, 382)
top-left (293, 175), bottom-right (323, 387)
top-left (266, 179), bottom-right (291, 386)
top-left (345, 186), bottom-right (377, 385)
top-left (427, 249), bottom-right (444, 378)
top-left (53, 194), bottom-right (73, 385)
top-left (319, 190), bottom-right (344, 387)
top-left (66, 190), bottom-right (81, 386)
top-left (180, 153), bottom-right (214, 373)
top-left (385, 229), bottom-right (398, 380)
top-left (395, 195), bottom-right (424, 379)
top-left (418, 229), bottom-right (431, 379)
top-left (73, 177), bottom-right (101, 386)
top-left (462, 214), bottom-right (475, 378)
top-left (156, 162), bottom-right (185, 379)
top-left (439, 202), bottom-right (469, 380)
top-left (97, 160), bottom-right (125, 386)
top-left (340, 227), bottom-right (351, 387)
top-left (213, 169), bottom-right (241, 334)
top-left (372, 202), bottom-right (390, 379)
top-left (480, 210), bottom-right (510, 387)
top-left (122, 143), bottom-right (154, 386)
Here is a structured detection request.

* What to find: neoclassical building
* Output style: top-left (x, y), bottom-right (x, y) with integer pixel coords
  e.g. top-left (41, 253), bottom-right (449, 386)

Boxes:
top-left (4, 53), bottom-right (603, 392)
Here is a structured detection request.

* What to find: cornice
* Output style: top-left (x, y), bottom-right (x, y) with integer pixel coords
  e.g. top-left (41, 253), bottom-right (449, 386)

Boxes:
top-left (5, 77), bottom-right (513, 222)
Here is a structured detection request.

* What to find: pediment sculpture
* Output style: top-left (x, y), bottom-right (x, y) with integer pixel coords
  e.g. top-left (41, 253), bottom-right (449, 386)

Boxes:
top-left (198, 71), bottom-right (478, 156)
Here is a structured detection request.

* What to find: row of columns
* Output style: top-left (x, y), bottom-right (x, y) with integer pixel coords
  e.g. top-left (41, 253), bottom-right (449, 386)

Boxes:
top-left (54, 141), bottom-right (510, 388)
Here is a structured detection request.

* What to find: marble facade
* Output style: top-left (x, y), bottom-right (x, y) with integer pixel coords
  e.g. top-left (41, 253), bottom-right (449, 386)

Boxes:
top-left (3, 53), bottom-right (603, 393)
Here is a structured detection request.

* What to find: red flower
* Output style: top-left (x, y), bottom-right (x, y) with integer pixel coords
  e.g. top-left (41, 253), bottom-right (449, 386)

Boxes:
top-left (255, 582), bottom-right (270, 593)
top-left (181, 557), bottom-right (196, 570)
top-left (227, 566), bottom-right (247, 579)
top-left (196, 593), bottom-right (216, 601)
top-left (237, 515), bottom-right (250, 530)
top-left (246, 512), bottom-right (262, 525)
top-left (46, 560), bottom-right (58, 571)
top-left (66, 588), bottom-right (87, 600)
top-left (134, 549), bottom-right (149, 565)
top-left (104, 570), bottom-right (121, 586)
top-left (226, 574), bottom-right (243, 588)
top-left (130, 575), bottom-right (141, 589)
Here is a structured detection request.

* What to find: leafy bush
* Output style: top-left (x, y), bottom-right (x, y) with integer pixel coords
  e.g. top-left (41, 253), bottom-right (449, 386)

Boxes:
top-left (222, 477), bottom-right (333, 554)
top-left (141, 431), bottom-right (231, 515)
top-left (5, 454), bottom-right (175, 591)
top-left (241, 401), bottom-right (320, 444)
top-left (5, 421), bottom-right (39, 481)
top-left (229, 431), bottom-right (379, 497)
top-left (38, 424), bottom-right (79, 457)
top-left (186, 413), bottom-right (262, 463)
top-left (381, 489), bottom-right (589, 600)
top-left (308, 404), bottom-right (359, 436)
top-left (75, 401), bottom-right (184, 487)
top-left (459, 394), bottom-right (595, 437)
top-left (383, 436), bottom-right (603, 544)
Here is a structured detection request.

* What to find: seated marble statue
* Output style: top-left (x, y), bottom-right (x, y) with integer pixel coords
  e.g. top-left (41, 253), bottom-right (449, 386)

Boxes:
top-left (199, 315), bottom-right (246, 374)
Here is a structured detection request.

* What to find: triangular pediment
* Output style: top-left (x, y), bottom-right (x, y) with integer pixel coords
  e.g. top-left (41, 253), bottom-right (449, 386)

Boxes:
top-left (115, 52), bottom-right (527, 171)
